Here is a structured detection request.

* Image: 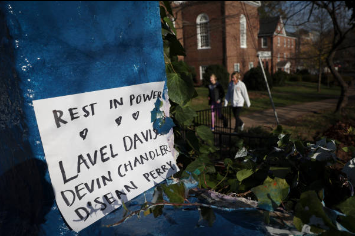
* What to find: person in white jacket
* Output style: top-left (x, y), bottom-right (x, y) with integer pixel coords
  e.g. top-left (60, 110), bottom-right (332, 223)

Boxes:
top-left (224, 71), bottom-right (251, 132)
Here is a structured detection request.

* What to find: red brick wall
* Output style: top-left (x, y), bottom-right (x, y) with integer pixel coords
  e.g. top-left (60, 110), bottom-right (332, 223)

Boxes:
top-left (225, 2), bottom-right (259, 79)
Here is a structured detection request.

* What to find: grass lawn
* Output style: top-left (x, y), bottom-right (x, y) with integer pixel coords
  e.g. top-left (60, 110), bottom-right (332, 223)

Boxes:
top-left (189, 81), bottom-right (341, 113)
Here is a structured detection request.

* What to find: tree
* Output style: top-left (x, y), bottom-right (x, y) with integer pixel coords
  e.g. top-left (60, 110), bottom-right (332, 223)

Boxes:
top-left (288, 1), bottom-right (355, 113)
top-left (258, 1), bottom-right (288, 19)
top-left (312, 1), bottom-right (355, 112)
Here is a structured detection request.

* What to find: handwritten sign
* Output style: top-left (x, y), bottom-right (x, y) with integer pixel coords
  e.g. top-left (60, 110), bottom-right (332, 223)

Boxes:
top-left (33, 81), bottom-right (179, 232)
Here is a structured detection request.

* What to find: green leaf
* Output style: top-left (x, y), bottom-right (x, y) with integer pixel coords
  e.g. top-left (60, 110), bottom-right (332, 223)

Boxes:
top-left (269, 166), bottom-right (292, 178)
top-left (162, 182), bottom-right (185, 204)
top-left (293, 191), bottom-right (335, 233)
top-left (163, 1), bottom-right (173, 16)
top-left (185, 130), bottom-right (200, 151)
top-left (159, 6), bottom-right (167, 19)
top-left (224, 158), bottom-right (233, 166)
top-left (196, 125), bottom-right (214, 145)
top-left (167, 73), bottom-right (190, 105)
top-left (236, 169), bottom-right (254, 182)
top-left (163, 17), bottom-right (176, 35)
top-left (273, 125), bottom-right (283, 135)
top-left (342, 147), bottom-right (349, 152)
top-left (336, 196), bottom-right (355, 217)
top-left (264, 211), bottom-right (270, 225)
top-left (185, 158), bottom-right (205, 176)
top-left (175, 105), bottom-right (197, 126)
top-left (251, 176), bottom-right (290, 211)
top-left (295, 140), bottom-right (306, 156)
top-left (227, 179), bottom-right (239, 192)
top-left (199, 207), bottom-right (216, 227)
top-left (121, 200), bottom-right (128, 211)
top-left (166, 33), bottom-right (186, 57)
top-left (205, 165), bottom-right (216, 174)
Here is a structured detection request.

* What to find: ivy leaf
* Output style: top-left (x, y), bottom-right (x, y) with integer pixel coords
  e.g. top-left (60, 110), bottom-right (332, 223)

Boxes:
top-left (251, 176), bottom-right (290, 211)
top-left (166, 34), bottom-right (186, 56)
top-left (175, 105), bottom-right (197, 126)
top-left (196, 125), bottom-right (214, 145)
top-left (163, 1), bottom-right (173, 16)
top-left (159, 5), bottom-right (167, 19)
top-left (269, 166), bottom-right (292, 179)
top-left (227, 179), bottom-right (239, 192)
top-left (273, 125), bottom-right (283, 135)
top-left (185, 130), bottom-right (200, 151)
top-left (224, 158), bottom-right (233, 166)
top-left (336, 196), bottom-right (355, 217)
top-left (163, 17), bottom-right (176, 35)
top-left (185, 158), bottom-right (205, 176)
top-left (293, 191), bottom-right (335, 234)
top-left (162, 182), bottom-right (185, 204)
top-left (295, 140), bottom-right (306, 156)
top-left (167, 73), bottom-right (190, 105)
top-left (236, 169), bottom-right (254, 182)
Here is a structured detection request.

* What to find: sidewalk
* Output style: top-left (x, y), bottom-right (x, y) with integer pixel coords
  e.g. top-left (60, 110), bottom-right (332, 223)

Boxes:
top-left (238, 85), bottom-right (355, 130)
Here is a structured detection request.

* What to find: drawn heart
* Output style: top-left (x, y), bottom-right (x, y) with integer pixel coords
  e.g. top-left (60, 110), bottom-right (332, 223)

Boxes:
top-left (132, 111), bottom-right (139, 120)
top-left (79, 128), bottom-right (88, 140)
top-left (115, 116), bottom-right (122, 126)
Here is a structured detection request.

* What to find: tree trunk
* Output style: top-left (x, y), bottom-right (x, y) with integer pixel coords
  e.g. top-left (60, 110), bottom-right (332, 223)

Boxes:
top-left (326, 50), bottom-right (349, 113)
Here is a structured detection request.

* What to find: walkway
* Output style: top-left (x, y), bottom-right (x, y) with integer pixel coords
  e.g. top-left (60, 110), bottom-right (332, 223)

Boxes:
top-left (239, 85), bottom-right (355, 130)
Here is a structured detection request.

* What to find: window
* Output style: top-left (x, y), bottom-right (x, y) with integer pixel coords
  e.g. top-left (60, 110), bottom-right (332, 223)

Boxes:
top-left (249, 62), bottom-right (254, 69)
top-left (240, 15), bottom-right (247, 48)
top-left (277, 53), bottom-right (280, 62)
top-left (196, 14), bottom-right (210, 49)
top-left (200, 65), bottom-right (208, 80)
top-left (278, 25), bottom-right (280, 31)
top-left (262, 37), bottom-right (267, 48)
top-left (234, 63), bottom-right (240, 72)
top-left (284, 53), bottom-right (286, 59)
top-left (288, 39), bottom-right (290, 48)
top-left (277, 37), bottom-right (280, 46)
top-left (284, 38), bottom-right (286, 47)
top-left (292, 39), bottom-right (294, 48)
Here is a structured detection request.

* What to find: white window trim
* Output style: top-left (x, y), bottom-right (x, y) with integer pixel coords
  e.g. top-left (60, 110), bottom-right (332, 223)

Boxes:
top-left (234, 63), bottom-right (240, 72)
top-left (284, 53), bottom-right (286, 59)
top-left (200, 65), bottom-right (208, 80)
top-left (277, 37), bottom-right (280, 46)
top-left (249, 62), bottom-right (254, 69)
top-left (196, 13), bottom-right (211, 50)
top-left (277, 53), bottom-right (280, 62)
top-left (261, 37), bottom-right (267, 48)
top-left (292, 39), bottom-right (294, 48)
top-left (240, 14), bottom-right (247, 48)
top-left (288, 39), bottom-right (290, 48)
top-left (284, 38), bottom-right (286, 47)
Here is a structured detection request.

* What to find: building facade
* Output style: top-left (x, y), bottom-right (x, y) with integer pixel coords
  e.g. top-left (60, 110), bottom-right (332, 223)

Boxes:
top-left (172, 1), bottom-right (298, 85)
top-left (258, 16), bottom-right (297, 74)
top-left (173, 1), bottom-right (261, 84)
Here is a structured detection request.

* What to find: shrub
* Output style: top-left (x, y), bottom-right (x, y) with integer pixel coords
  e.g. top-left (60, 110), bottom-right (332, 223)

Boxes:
top-left (272, 70), bottom-right (289, 87)
top-left (289, 74), bottom-right (302, 82)
top-left (202, 64), bottom-right (230, 89)
top-left (296, 69), bottom-right (310, 75)
top-left (243, 66), bottom-right (273, 91)
top-left (321, 73), bottom-right (354, 87)
top-left (302, 74), bottom-right (318, 83)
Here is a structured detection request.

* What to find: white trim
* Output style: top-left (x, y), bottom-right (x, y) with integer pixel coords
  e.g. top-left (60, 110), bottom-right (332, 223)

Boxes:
top-left (199, 65), bottom-right (208, 80)
top-left (284, 38), bottom-right (286, 47)
top-left (234, 63), bottom-right (240, 72)
top-left (240, 14), bottom-right (247, 48)
top-left (249, 62), bottom-right (254, 69)
top-left (277, 37), bottom-right (280, 46)
top-left (242, 1), bottom-right (261, 7)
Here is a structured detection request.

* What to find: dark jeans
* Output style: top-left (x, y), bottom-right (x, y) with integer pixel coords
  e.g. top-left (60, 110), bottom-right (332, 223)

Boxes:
top-left (232, 107), bottom-right (243, 131)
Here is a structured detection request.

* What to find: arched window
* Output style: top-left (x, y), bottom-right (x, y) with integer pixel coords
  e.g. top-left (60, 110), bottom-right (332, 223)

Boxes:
top-left (196, 14), bottom-right (210, 49)
top-left (240, 14), bottom-right (247, 48)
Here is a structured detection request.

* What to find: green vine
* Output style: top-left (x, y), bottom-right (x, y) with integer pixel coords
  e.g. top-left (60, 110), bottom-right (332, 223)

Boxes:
top-left (107, 2), bottom-right (355, 234)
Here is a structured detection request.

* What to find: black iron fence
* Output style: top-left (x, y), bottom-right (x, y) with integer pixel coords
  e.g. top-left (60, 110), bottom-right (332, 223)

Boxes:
top-left (189, 107), bottom-right (278, 158)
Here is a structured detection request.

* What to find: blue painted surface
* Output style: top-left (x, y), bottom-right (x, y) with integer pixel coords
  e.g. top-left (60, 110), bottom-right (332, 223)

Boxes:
top-left (0, 2), bottom-right (270, 235)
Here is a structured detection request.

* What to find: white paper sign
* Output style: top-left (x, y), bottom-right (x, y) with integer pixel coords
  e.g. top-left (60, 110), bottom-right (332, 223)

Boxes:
top-left (33, 81), bottom-right (179, 232)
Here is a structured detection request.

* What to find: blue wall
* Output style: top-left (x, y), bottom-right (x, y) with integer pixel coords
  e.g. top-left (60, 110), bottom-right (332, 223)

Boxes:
top-left (0, 2), bottom-right (166, 235)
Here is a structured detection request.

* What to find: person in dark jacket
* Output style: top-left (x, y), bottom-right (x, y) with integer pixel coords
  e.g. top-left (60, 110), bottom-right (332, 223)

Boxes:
top-left (208, 74), bottom-right (228, 131)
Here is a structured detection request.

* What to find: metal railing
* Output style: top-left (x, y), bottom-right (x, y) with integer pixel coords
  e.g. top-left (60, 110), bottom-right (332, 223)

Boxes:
top-left (189, 107), bottom-right (278, 157)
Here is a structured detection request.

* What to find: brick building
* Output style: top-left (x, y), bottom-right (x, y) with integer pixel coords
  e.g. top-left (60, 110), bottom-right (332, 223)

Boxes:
top-left (258, 16), bottom-right (297, 74)
top-left (172, 1), bottom-right (261, 84)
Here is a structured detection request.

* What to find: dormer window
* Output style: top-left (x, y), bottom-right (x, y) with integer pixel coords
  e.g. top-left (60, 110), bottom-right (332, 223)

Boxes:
top-left (262, 37), bottom-right (267, 48)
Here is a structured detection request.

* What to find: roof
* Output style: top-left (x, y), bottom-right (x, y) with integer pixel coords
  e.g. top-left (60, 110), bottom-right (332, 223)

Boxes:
top-left (258, 16), bottom-right (280, 36)
top-left (276, 60), bottom-right (290, 67)
top-left (286, 31), bottom-right (297, 38)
